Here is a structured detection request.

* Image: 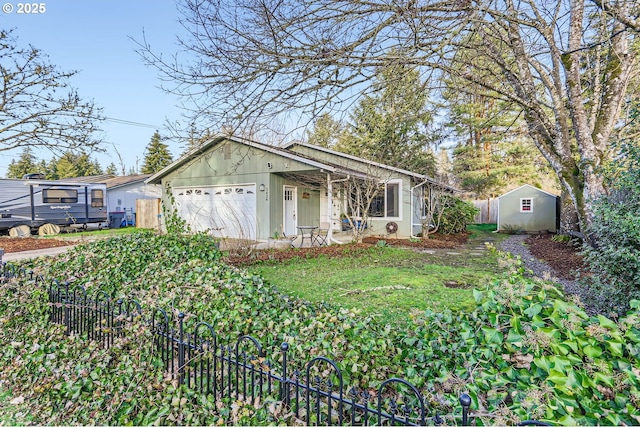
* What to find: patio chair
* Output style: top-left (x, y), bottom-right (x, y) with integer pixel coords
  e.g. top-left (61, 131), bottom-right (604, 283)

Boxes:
top-left (312, 222), bottom-right (330, 246)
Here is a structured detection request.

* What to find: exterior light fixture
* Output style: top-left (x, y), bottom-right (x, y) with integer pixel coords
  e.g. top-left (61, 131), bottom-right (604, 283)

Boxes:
top-left (259, 184), bottom-right (265, 191)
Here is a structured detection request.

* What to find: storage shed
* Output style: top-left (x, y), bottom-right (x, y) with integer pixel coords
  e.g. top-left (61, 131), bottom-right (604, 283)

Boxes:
top-left (497, 184), bottom-right (560, 233)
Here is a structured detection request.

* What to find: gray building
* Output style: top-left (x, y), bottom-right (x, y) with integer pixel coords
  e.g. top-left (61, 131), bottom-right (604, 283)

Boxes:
top-left (497, 184), bottom-right (560, 233)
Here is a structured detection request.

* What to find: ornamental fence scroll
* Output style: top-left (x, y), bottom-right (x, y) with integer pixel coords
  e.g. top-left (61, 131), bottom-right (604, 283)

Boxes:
top-left (1, 262), bottom-right (551, 426)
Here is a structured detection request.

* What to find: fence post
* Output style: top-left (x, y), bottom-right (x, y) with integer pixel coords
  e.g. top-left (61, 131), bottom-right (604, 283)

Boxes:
top-left (178, 312), bottom-right (185, 385)
top-left (280, 342), bottom-right (290, 406)
top-left (64, 282), bottom-right (71, 336)
top-left (116, 299), bottom-right (123, 338)
top-left (460, 393), bottom-right (472, 426)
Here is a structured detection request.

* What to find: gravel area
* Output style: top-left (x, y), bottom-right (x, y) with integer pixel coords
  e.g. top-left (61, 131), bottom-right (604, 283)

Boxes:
top-left (496, 234), bottom-right (586, 300)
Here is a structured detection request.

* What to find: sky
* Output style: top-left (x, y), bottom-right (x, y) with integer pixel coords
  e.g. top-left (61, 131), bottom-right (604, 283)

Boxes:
top-left (1, 0), bottom-right (188, 177)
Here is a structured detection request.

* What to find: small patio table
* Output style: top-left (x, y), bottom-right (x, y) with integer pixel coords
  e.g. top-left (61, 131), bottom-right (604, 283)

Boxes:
top-left (296, 226), bottom-right (318, 248)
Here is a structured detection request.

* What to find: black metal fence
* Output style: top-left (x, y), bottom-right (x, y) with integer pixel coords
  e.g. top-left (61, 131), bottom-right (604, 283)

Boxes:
top-left (2, 262), bottom-right (550, 426)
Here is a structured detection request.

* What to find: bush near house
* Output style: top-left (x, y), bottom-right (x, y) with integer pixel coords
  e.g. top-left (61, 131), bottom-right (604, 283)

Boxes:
top-left (0, 233), bottom-right (638, 425)
top-left (437, 196), bottom-right (479, 235)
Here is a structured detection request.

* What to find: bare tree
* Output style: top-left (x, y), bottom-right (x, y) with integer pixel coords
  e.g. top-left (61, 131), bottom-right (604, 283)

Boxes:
top-left (0, 30), bottom-right (103, 154)
top-left (138, 0), bottom-right (639, 235)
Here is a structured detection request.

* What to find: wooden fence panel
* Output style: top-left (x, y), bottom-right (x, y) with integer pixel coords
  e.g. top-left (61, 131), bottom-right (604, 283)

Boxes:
top-left (136, 198), bottom-right (161, 230)
top-left (472, 199), bottom-right (498, 224)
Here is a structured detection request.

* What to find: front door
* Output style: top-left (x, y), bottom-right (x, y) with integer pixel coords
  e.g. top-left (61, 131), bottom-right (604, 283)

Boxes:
top-left (283, 186), bottom-right (297, 237)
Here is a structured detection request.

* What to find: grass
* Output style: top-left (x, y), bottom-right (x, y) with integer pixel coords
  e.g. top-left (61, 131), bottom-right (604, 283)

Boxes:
top-left (44, 226), bottom-right (150, 239)
top-left (248, 225), bottom-right (507, 324)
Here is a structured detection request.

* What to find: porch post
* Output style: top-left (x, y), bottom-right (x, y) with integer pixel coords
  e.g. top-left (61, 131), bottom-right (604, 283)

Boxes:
top-left (327, 173), bottom-right (333, 244)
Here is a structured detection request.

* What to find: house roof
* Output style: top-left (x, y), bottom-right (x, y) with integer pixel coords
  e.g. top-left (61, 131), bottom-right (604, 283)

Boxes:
top-left (104, 174), bottom-right (153, 190)
top-left (145, 134), bottom-right (458, 191)
top-left (498, 184), bottom-right (559, 199)
top-left (58, 174), bottom-right (115, 184)
top-left (284, 141), bottom-right (458, 192)
top-left (59, 174), bottom-right (155, 189)
top-left (145, 134), bottom-right (361, 184)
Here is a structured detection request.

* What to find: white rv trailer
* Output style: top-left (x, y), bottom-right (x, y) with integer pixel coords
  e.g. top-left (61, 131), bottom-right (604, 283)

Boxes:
top-left (0, 178), bottom-right (107, 233)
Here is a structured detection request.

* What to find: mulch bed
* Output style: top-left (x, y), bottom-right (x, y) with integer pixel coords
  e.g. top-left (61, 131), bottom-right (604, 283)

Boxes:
top-left (0, 237), bottom-right (75, 253)
top-left (525, 234), bottom-right (585, 280)
top-left (225, 243), bottom-right (376, 266)
top-left (226, 234), bottom-right (468, 266)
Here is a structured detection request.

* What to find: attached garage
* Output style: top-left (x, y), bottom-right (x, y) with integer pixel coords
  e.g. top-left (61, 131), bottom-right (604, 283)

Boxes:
top-left (173, 184), bottom-right (257, 240)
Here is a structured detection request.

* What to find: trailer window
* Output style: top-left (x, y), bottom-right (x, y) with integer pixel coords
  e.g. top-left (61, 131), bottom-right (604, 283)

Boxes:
top-left (43, 189), bottom-right (78, 203)
top-left (91, 189), bottom-right (104, 207)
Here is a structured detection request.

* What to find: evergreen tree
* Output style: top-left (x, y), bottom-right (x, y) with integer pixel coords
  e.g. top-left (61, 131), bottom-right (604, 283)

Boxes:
top-left (442, 50), bottom-right (554, 198)
top-left (306, 113), bottom-right (343, 148)
top-left (105, 162), bottom-right (118, 175)
top-left (334, 62), bottom-right (436, 175)
top-left (48, 151), bottom-right (104, 179)
top-left (6, 147), bottom-right (40, 178)
top-left (142, 131), bottom-right (173, 174)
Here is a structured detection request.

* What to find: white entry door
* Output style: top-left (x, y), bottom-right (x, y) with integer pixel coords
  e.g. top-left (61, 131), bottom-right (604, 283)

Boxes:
top-left (283, 186), bottom-right (297, 237)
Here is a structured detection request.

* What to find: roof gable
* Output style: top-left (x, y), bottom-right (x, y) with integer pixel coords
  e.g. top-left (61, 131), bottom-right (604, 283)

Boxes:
top-left (498, 184), bottom-right (559, 199)
top-left (146, 135), bottom-right (339, 184)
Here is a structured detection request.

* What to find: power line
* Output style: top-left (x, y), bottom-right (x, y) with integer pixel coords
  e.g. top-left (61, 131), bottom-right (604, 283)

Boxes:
top-left (104, 116), bottom-right (160, 129)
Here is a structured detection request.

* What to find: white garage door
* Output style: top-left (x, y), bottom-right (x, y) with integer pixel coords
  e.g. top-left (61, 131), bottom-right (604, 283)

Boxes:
top-left (173, 184), bottom-right (257, 240)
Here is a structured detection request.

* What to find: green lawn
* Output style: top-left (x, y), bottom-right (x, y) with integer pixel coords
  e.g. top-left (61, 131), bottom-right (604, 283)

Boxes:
top-left (249, 225), bottom-right (507, 323)
top-left (44, 226), bottom-right (151, 239)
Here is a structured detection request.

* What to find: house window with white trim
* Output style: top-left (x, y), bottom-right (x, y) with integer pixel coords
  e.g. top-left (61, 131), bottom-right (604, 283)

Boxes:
top-left (520, 198), bottom-right (533, 213)
top-left (368, 181), bottom-right (401, 218)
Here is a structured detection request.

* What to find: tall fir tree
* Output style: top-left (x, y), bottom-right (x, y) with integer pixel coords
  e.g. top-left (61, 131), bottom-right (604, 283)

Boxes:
top-left (6, 147), bottom-right (40, 178)
top-left (48, 151), bottom-right (104, 179)
top-left (105, 162), bottom-right (118, 175)
top-left (333, 61), bottom-right (436, 175)
top-left (142, 131), bottom-right (173, 174)
top-left (306, 113), bottom-right (343, 148)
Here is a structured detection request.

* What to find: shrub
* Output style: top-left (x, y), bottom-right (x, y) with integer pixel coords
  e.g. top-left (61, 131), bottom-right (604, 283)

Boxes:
top-left (580, 141), bottom-right (640, 315)
top-left (3, 235), bottom-right (640, 425)
top-left (437, 196), bottom-right (479, 235)
top-left (403, 272), bottom-right (640, 426)
top-left (500, 224), bottom-right (524, 235)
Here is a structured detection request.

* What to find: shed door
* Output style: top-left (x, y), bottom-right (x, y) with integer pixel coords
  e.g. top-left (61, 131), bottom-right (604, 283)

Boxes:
top-left (173, 185), bottom-right (256, 240)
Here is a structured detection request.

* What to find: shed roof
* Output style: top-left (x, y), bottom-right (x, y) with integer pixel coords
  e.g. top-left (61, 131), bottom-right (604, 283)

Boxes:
top-left (498, 184), bottom-right (559, 199)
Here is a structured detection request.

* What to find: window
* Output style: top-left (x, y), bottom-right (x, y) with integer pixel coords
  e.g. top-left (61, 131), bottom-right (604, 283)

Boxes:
top-left (368, 182), bottom-right (400, 218)
top-left (43, 188), bottom-right (78, 204)
top-left (91, 189), bottom-right (104, 207)
top-left (520, 198), bottom-right (533, 212)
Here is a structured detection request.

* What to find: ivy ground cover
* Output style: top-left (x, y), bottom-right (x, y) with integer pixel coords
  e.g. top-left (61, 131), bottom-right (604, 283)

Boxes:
top-left (0, 232), bottom-right (638, 425)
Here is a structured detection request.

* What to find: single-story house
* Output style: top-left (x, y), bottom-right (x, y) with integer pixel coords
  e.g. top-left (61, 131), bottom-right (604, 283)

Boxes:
top-left (62, 174), bottom-right (162, 227)
top-left (145, 135), bottom-right (456, 242)
top-left (104, 174), bottom-right (161, 227)
top-left (497, 184), bottom-right (560, 233)
top-left (105, 174), bottom-right (159, 213)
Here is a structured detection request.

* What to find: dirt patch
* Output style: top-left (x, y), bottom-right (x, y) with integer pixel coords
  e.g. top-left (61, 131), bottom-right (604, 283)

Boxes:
top-left (443, 280), bottom-right (470, 289)
top-left (525, 234), bottom-right (585, 280)
top-left (0, 237), bottom-right (75, 253)
top-left (362, 233), bottom-right (468, 249)
top-left (225, 243), bottom-right (375, 266)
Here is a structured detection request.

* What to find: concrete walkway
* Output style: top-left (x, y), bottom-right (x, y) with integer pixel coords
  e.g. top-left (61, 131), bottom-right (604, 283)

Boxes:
top-left (1, 245), bottom-right (74, 262)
